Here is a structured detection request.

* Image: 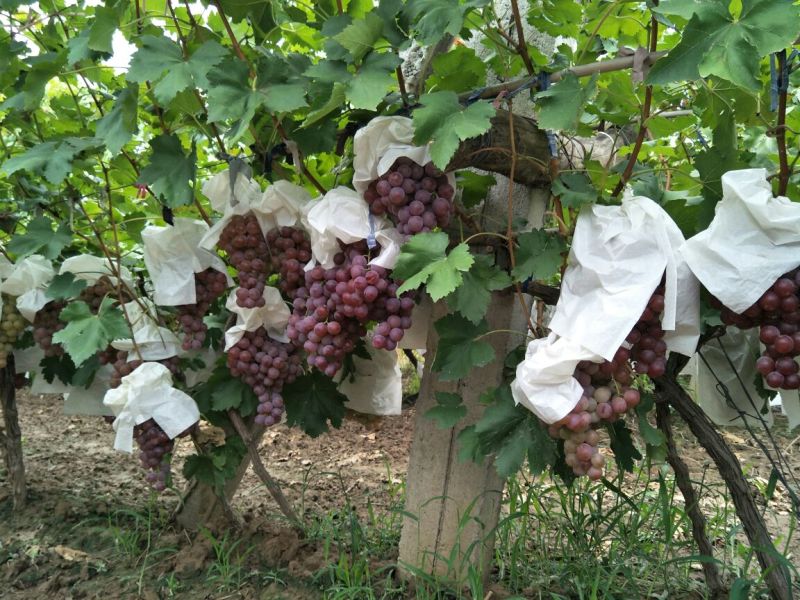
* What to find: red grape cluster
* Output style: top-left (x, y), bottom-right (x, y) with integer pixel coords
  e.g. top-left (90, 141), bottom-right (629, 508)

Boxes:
top-left (218, 214), bottom-right (271, 308)
top-left (108, 353), bottom-right (192, 492)
top-left (177, 268), bottom-right (229, 351)
top-left (109, 351), bottom-right (181, 389)
top-left (33, 300), bottom-right (67, 357)
top-left (34, 276), bottom-right (131, 358)
top-left (363, 158), bottom-right (454, 235)
top-left (548, 356), bottom-right (641, 480)
top-left (0, 296), bottom-right (25, 369)
top-left (226, 327), bottom-right (302, 427)
top-left (628, 284), bottom-right (668, 378)
top-left (265, 226), bottom-right (312, 298)
top-left (715, 267), bottom-right (800, 390)
top-left (287, 243), bottom-right (415, 377)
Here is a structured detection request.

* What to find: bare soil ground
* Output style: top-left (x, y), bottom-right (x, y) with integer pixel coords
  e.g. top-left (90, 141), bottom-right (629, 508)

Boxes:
top-left (1, 389), bottom-right (798, 599)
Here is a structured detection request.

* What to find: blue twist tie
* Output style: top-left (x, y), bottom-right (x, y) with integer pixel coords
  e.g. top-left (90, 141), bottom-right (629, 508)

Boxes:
top-left (367, 212), bottom-right (377, 250)
top-left (695, 128), bottom-right (710, 150)
top-left (771, 53), bottom-right (779, 112)
top-left (538, 71), bottom-right (551, 91)
top-left (507, 77), bottom-right (538, 100)
top-left (780, 50), bottom-right (790, 94)
top-left (466, 87), bottom-right (487, 104)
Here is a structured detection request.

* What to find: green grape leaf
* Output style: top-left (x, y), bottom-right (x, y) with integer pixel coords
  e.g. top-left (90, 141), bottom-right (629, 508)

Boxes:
top-left (456, 425), bottom-right (484, 463)
top-left (394, 233), bottom-right (474, 300)
top-left (283, 370), bottom-right (348, 437)
top-left (183, 436), bottom-right (246, 495)
top-left (535, 72), bottom-right (597, 132)
top-left (302, 82), bottom-right (347, 128)
top-left (137, 134), bottom-right (197, 208)
top-left (305, 59), bottom-right (352, 83)
top-left (333, 12), bottom-right (385, 61)
top-left (412, 92), bottom-right (495, 169)
top-left (648, 0), bottom-right (800, 89)
top-left (2, 137), bottom-right (99, 184)
top-left (346, 52), bottom-right (400, 110)
top-left (0, 52), bottom-right (65, 112)
top-left (261, 83), bottom-right (308, 113)
top-left (470, 385), bottom-right (556, 477)
top-left (512, 229), bottom-right (566, 282)
top-left (457, 170), bottom-right (496, 208)
top-left (431, 313), bottom-right (495, 381)
top-left (551, 172), bottom-right (598, 209)
top-left (404, 0), bottom-right (490, 45)
top-left (53, 298), bottom-right (130, 366)
top-left (87, 5), bottom-right (120, 54)
top-left (209, 377), bottom-right (257, 413)
top-left (425, 392), bottom-right (467, 429)
top-left (45, 272), bottom-right (87, 300)
top-left (39, 354), bottom-right (76, 386)
top-left (95, 84), bottom-right (138, 156)
top-left (635, 392), bottom-right (666, 447)
top-left (608, 420), bottom-right (642, 473)
top-left (128, 37), bottom-right (228, 103)
top-left (8, 216), bottom-right (72, 259)
top-left (447, 254), bottom-right (511, 324)
top-left (426, 45), bottom-right (487, 93)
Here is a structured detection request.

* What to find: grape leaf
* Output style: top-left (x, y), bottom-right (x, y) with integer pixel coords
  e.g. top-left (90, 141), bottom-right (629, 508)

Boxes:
top-left (53, 298), bottom-right (130, 366)
top-left (128, 37), bottom-right (228, 104)
top-left (137, 134), bottom-right (197, 208)
top-left (394, 232), bottom-right (474, 300)
top-left (511, 229), bottom-right (566, 282)
top-left (283, 370), bottom-right (348, 437)
top-left (183, 436), bottom-right (246, 495)
top-left (333, 12), bottom-right (384, 61)
top-left (87, 5), bottom-right (121, 54)
top-left (635, 392), bottom-right (666, 447)
top-left (608, 420), bottom-right (642, 473)
top-left (0, 52), bottom-right (65, 112)
top-left (535, 72), bottom-right (597, 132)
top-left (648, 0), bottom-right (800, 89)
top-left (8, 216), bottom-right (72, 259)
top-left (447, 254), bottom-right (511, 324)
top-left (551, 172), bottom-right (598, 209)
top-left (431, 313), bottom-right (495, 381)
top-left (425, 392), bottom-right (466, 429)
top-left (39, 354), bottom-right (76, 385)
top-left (2, 137), bottom-right (100, 184)
top-left (209, 377), bottom-right (258, 413)
top-left (412, 92), bottom-right (495, 169)
top-left (404, 0), bottom-right (490, 45)
top-left (346, 52), bottom-right (399, 110)
top-left (95, 84), bottom-right (138, 155)
top-left (469, 385), bottom-right (556, 477)
top-left (457, 170), bottom-right (496, 208)
top-left (426, 45), bottom-right (487, 93)
top-left (46, 272), bottom-right (87, 300)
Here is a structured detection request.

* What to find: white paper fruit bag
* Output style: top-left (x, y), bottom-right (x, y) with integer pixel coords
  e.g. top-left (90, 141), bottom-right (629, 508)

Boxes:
top-left (0, 254), bottom-right (55, 321)
top-left (512, 195), bottom-right (700, 423)
top-left (338, 339), bottom-right (402, 416)
top-left (681, 168), bottom-right (800, 425)
top-left (142, 218), bottom-right (231, 306)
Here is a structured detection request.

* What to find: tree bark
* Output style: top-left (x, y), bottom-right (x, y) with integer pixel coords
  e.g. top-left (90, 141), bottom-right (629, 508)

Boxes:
top-left (655, 360), bottom-right (793, 600)
top-left (655, 399), bottom-right (726, 599)
top-left (1, 356), bottom-right (26, 510)
top-left (447, 109), bottom-right (552, 188)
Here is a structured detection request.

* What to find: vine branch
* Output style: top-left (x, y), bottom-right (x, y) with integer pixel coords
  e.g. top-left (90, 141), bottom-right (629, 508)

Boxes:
top-left (611, 7), bottom-right (658, 196)
top-left (776, 50), bottom-right (790, 196)
top-left (509, 0), bottom-right (535, 76)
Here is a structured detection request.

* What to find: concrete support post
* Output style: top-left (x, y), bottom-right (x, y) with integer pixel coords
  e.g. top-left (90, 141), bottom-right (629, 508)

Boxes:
top-left (397, 291), bottom-right (528, 586)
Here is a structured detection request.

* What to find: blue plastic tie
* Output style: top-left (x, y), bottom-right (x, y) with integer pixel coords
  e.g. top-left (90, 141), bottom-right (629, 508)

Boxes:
top-left (771, 53), bottom-right (779, 112)
top-left (507, 77), bottom-right (537, 100)
top-left (367, 212), bottom-right (377, 250)
top-left (466, 87), bottom-right (487, 104)
top-left (695, 128), bottom-right (710, 150)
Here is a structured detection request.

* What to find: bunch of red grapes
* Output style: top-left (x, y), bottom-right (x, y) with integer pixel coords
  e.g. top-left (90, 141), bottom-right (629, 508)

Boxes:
top-left (547, 282), bottom-right (668, 480)
top-left (34, 276), bottom-right (131, 360)
top-left (363, 158), bottom-right (455, 235)
top-left (218, 214), bottom-right (271, 309)
top-left (109, 352), bottom-right (191, 491)
top-left (266, 226), bottom-right (312, 298)
top-left (226, 327), bottom-right (302, 427)
top-left (714, 267), bottom-right (800, 390)
top-left (286, 241), bottom-right (415, 377)
top-left (176, 268), bottom-right (229, 351)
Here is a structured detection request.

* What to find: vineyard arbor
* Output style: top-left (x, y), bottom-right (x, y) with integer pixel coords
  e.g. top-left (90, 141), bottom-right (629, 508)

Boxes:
top-left (1, 0), bottom-right (799, 598)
